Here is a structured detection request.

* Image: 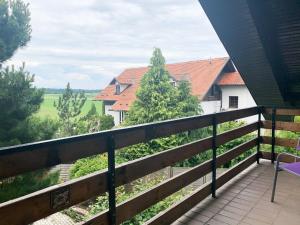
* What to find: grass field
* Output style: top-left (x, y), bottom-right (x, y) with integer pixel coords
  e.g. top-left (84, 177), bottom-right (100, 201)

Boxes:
top-left (36, 93), bottom-right (103, 119)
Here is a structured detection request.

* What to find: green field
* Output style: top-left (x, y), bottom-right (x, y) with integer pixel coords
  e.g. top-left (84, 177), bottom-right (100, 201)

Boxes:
top-left (36, 93), bottom-right (103, 119)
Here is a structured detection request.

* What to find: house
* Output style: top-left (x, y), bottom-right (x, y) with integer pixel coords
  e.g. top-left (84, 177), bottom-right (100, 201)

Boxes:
top-left (95, 57), bottom-right (256, 125)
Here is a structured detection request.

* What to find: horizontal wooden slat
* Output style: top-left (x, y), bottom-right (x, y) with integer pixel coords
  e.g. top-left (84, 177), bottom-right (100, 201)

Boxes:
top-left (261, 120), bottom-right (272, 129)
top-left (0, 137), bottom-right (213, 225)
top-left (144, 183), bottom-right (212, 225)
top-left (0, 107), bottom-right (259, 179)
top-left (0, 136), bottom-right (108, 179)
top-left (260, 151), bottom-right (300, 163)
top-left (216, 138), bottom-right (257, 167)
top-left (0, 171), bottom-right (107, 225)
top-left (216, 122), bottom-right (258, 146)
top-left (145, 154), bottom-right (257, 225)
top-left (261, 136), bottom-right (298, 148)
top-left (115, 137), bottom-right (212, 187)
top-left (262, 120), bottom-right (300, 132)
top-left (216, 107), bottom-right (259, 123)
top-left (264, 108), bottom-right (300, 116)
top-left (82, 139), bottom-right (257, 225)
top-left (83, 160), bottom-right (212, 225)
top-left (216, 154), bottom-right (257, 189)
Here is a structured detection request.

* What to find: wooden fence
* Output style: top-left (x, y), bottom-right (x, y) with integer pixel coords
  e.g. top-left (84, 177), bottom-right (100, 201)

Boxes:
top-left (0, 106), bottom-right (275, 225)
top-left (261, 108), bottom-right (300, 163)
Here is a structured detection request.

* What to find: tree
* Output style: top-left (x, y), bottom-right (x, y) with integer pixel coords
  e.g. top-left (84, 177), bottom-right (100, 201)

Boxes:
top-left (125, 48), bottom-right (179, 125)
top-left (81, 104), bottom-right (114, 133)
top-left (0, 0), bottom-right (31, 63)
top-left (99, 114), bottom-right (114, 130)
top-left (176, 80), bottom-right (202, 116)
top-left (54, 83), bottom-right (87, 136)
top-left (0, 65), bottom-right (59, 202)
top-left (69, 49), bottom-right (208, 224)
top-left (121, 48), bottom-right (206, 163)
top-left (0, 64), bottom-right (44, 146)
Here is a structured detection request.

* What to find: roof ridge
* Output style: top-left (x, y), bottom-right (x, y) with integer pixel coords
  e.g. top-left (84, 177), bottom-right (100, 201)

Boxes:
top-left (123, 57), bottom-right (229, 71)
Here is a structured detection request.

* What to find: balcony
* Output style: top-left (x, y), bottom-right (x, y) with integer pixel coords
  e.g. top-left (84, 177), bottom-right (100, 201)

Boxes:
top-left (173, 161), bottom-right (300, 225)
top-left (0, 106), bottom-right (300, 225)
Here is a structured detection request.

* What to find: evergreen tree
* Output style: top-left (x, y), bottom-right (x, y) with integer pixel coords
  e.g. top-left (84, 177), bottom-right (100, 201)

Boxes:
top-left (125, 48), bottom-right (179, 125)
top-left (0, 64), bottom-right (44, 146)
top-left (0, 0), bottom-right (59, 203)
top-left (0, 0), bottom-right (31, 63)
top-left (125, 48), bottom-right (201, 126)
top-left (54, 83), bottom-right (87, 136)
top-left (0, 65), bottom-right (59, 202)
top-left (120, 48), bottom-right (206, 164)
top-left (81, 103), bottom-right (114, 133)
top-left (176, 80), bottom-right (202, 116)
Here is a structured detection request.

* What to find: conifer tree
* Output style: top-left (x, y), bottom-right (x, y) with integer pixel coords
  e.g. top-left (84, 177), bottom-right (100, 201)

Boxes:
top-left (0, 0), bottom-right (31, 63)
top-left (125, 48), bottom-right (201, 126)
top-left (54, 83), bottom-right (87, 136)
top-left (125, 48), bottom-right (179, 125)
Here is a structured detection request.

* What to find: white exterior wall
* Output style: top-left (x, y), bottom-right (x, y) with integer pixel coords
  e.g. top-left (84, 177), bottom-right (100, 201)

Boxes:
top-left (120, 84), bottom-right (128, 92)
top-left (104, 104), bottom-right (121, 126)
top-left (220, 85), bottom-right (257, 123)
top-left (200, 101), bottom-right (221, 114)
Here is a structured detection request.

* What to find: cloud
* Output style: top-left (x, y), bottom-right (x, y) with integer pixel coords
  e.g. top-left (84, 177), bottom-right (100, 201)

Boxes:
top-left (6, 0), bottom-right (227, 90)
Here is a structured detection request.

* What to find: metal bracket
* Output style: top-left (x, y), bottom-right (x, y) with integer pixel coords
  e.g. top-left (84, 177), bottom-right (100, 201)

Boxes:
top-left (271, 108), bottom-right (276, 163)
top-left (50, 187), bottom-right (70, 210)
top-left (257, 112), bottom-right (261, 164)
top-left (211, 114), bottom-right (217, 198)
top-left (107, 135), bottom-right (116, 225)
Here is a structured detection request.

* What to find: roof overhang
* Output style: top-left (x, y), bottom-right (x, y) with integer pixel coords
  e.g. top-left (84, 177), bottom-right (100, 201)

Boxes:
top-left (199, 0), bottom-right (300, 108)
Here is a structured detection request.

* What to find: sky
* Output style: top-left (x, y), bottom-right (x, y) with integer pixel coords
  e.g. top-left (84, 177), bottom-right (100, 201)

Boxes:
top-left (6, 0), bottom-right (227, 90)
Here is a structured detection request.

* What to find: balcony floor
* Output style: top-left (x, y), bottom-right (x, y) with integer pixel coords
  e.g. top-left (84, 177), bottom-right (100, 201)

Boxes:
top-left (173, 160), bottom-right (300, 225)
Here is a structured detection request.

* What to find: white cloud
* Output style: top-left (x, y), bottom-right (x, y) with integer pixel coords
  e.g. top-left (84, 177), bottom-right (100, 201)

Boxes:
top-left (7, 0), bottom-right (227, 90)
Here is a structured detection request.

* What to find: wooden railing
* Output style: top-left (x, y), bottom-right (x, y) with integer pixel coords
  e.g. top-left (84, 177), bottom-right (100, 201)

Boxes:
top-left (260, 108), bottom-right (300, 163)
top-left (0, 107), bottom-right (263, 225)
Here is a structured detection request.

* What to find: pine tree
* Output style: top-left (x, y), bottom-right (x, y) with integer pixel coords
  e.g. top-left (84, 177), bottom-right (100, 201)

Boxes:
top-left (0, 0), bottom-right (31, 63)
top-left (54, 83), bottom-right (87, 136)
top-left (0, 64), bottom-right (44, 146)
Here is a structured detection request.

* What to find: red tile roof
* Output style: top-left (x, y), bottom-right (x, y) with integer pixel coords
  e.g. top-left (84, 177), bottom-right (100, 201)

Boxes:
top-left (95, 57), bottom-right (230, 111)
top-left (218, 72), bottom-right (245, 86)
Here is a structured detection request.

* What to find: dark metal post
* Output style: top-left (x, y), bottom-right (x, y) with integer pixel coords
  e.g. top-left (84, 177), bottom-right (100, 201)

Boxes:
top-left (211, 114), bottom-right (217, 198)
top-left (257, 110), bottom-right (261, 164)
top-left (271, 108), bottom-right (276, 164)
top-left (107, 135), bottom-right (116, 225)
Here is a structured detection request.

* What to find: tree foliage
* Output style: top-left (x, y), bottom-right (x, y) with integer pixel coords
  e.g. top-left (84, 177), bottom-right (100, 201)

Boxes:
top-left (68, 49), bottom-right (255, 224)
top-left (0, 64), bottom-right (45, 146)
top-left (0, 0), bottom-right (31, 63)
top-left (125, 48), bottom-right (200, 125)
top-left (120, 48), bottom-right (206, 165)
top-left (0, 66), bottom-right (59, 202)
top-left (0, 170), bottom-right (59, 203)
top-left (54, 82), bottom-right (87, 136)
top-left (81, 104), bottom-right (114, 133)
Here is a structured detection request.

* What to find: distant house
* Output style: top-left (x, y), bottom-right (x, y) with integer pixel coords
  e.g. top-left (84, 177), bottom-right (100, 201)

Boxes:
top-left (95, 58), bottom-right (256, 125)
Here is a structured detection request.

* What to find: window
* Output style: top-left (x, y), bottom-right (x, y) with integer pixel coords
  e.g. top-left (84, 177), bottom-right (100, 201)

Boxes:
top-left (229, 96), bottom-right (238, 108)
top-left (115, 84), bottom-right (121, 95)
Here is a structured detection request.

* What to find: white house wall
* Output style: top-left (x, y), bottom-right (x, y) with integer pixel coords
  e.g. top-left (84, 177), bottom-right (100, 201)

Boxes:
top-left (104, 104), bottom-right (121, 126)
top-left (220, 86), bottom-right (257, 123)
top-left (120, 84), bottom-right (128, 92)
top-left (200, 101), bottom-right (221, 114)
